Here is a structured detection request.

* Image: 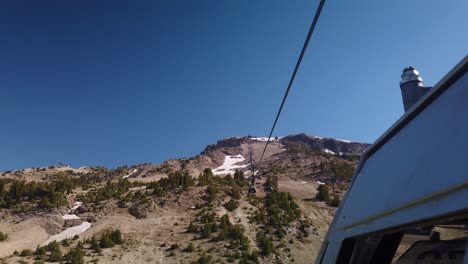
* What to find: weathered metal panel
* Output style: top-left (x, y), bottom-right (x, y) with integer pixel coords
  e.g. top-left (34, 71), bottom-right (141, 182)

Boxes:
top-left (317, 57), bottom-right (468, 263)
top-left (337, 73), bottom-right (468, 230)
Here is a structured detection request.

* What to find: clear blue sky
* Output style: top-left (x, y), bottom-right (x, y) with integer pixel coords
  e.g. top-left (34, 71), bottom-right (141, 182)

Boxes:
top-left (1, 0), bottom-right (467, 171)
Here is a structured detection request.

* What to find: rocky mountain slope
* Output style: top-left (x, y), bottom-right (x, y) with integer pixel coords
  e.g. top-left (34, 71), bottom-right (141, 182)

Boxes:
top-left (0, 134), bottom-right (370, 264)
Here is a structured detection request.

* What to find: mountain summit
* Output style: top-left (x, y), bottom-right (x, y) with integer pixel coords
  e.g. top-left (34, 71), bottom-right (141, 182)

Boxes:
top-left (156, 133), bottom-right (370, 177)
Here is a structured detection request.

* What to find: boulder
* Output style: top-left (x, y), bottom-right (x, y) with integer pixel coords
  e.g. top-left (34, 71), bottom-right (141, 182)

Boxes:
top-left (129, 205), bottom-right (149, 219)
top-left (75, 206), bottom-right (88, 214)
top-left (87, 216), bottom-right (98, 223)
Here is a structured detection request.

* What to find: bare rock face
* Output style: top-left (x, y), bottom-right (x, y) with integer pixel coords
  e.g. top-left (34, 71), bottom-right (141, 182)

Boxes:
top-left (40, 215), bottom-right (64, 235)
top-left (281, 133), bottom-right (370, 155)
top-left (64, 218), bottom-right (84, 228)
top-left (129, 205), bottom-right (149, 219)
top-left (75, 206), bottom-right (88, 214)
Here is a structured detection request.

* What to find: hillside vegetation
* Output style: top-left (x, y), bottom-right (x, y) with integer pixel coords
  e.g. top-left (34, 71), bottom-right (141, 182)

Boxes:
top-left (0, 134), bottom-right (367, 263)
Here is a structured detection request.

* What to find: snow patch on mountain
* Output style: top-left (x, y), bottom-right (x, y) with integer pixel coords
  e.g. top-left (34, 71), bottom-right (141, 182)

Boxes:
top-left (250, 137), bottom-right (282, 142)
top-left (322, 148), bottom-right (336, 155)
top-left (44, 201), bottom-right (91, 245)
top-left (42, 222), bottom-right (92, 245)
top-left (123, 168), bottom-right (138, 179)
top-left (336, 138), bottom-right (353, 143)
top-left (212, 155), bottom-right (249, 175)
top-left (62, 214), bottom-right (80, 220)
top-left (62, 202), bottom-right (82, 220)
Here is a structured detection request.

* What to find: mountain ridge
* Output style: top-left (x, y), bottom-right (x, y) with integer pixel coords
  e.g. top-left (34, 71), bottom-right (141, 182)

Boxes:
top-left (0, 133), bottom-right (370, 176)
top-left (0, 132), bottom-right (369, 263)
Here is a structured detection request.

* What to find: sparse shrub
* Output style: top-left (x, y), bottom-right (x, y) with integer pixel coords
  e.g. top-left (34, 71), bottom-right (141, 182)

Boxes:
top-left (195, 254), bottom-right (212, 264)
top-left (99, 234), bottom-right (114, 248)
top-left (319, 161), bottom-right (355, 178)
top-left (20, 249), bottom-right (33, 257)
top-left (328, 195), bottom-right (340, 207)
top-left (45, 241), bottom-right (60, 252)
top-left (62, 238), bottom-right (70, 247)
top-left (229, 186), bottom-right (241, 200)
top-left (251, 210), bottom-right (266, 224)
top-left (206, 247), bottom-right (215, 253)
top-left (223, 200), bottom-right (239, 212)
top-left (170, 243), bottom-right (179, 250)
top-left (261, 191), bottom-right (301, 237)
top-left (64, 246), bottom-right (85, 264)
top-left (49, 246), bottom-right (62, 262)
top-left (0, 232), bottom-right (8, 242)
top-left (35, 245), bottom-right (46, 257)
top-left (99, 228), bottom-right (124, 248)
top-left (187, 221), bottom-right (198, 233)
top-left (147, 170), bottom-right (194, 196)
top-left (76, 241), bottom-right (84, 249)
top-left (185, 242), bottom-right (195, 253)
top-left (90, 236), bottom-right (101, 253)
top-left (217, 218), bottom-right (249, 250)
top-left (257, 232), bottom-right (275, 256)
top-left (110, 229), bottom-right (124, 245)
top-left (247, 196), bottom-right (259, 207)
top-left (239, 250), bottom-right (259, 264)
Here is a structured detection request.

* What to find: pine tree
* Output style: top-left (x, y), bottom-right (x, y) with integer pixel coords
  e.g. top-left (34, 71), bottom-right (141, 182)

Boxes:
top-left (206, 186), bottom-right (218, 202)
top-left (201, 222), bottom-right (212, 238)
top-left (100, 231), bottom-right (115, 248)
top-left (49, 246), bottom-right (62, 262)
top-left (110, 229), bottom-right (124, 245)
top-left (316, 184), bottom-right (330, 202)
top-left (223, 200), bottom-right (239, 212)
top-left (35, 245), bottom-right (46, 256)
top-left (219, 214), bottom-right (231, 231)
top-left (64, 246), bottom-right (85, 264)
top-left (91, 236), bottom-right (101, 253)
top-left (230, 186), bottom-right (241, 200)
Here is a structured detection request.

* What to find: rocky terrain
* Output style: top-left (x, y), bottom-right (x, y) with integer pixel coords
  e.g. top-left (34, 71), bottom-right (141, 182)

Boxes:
top-left (0, 134), bottom-right (370, 264)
